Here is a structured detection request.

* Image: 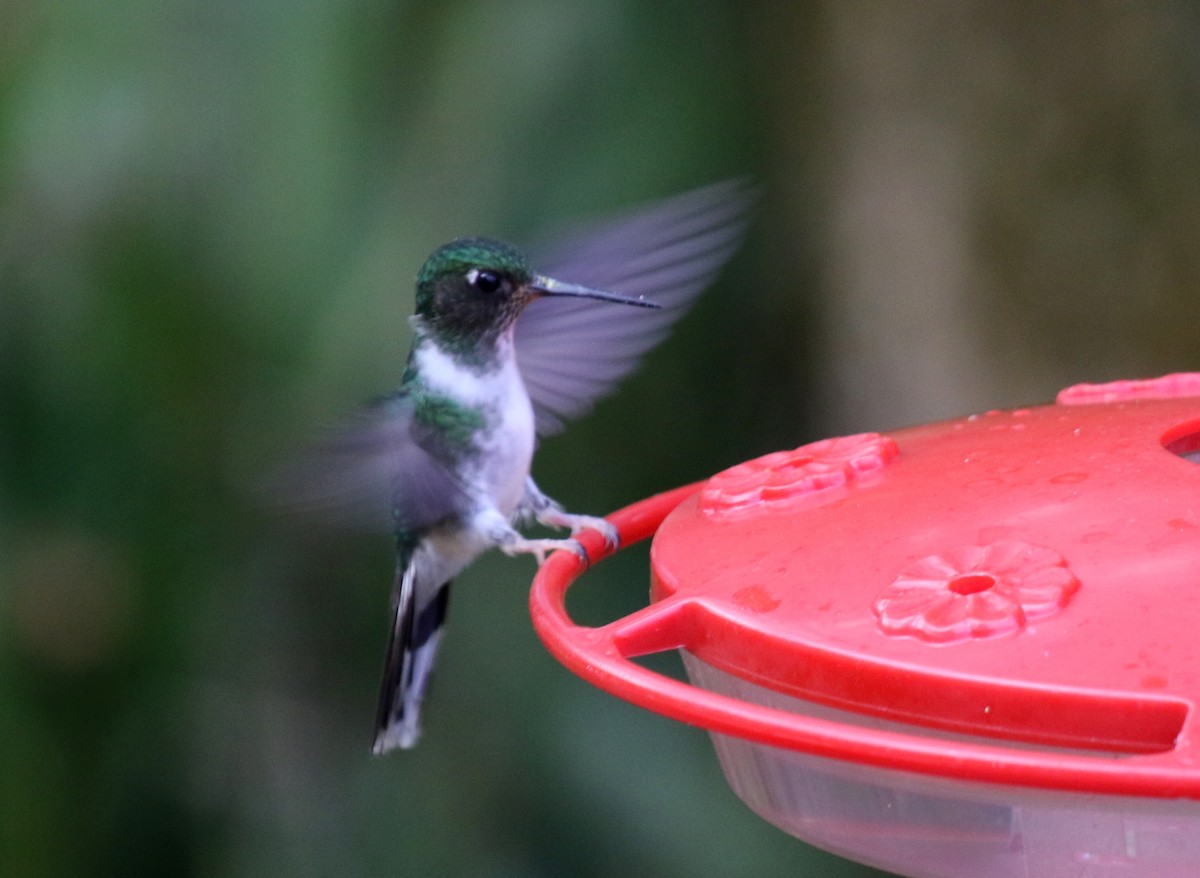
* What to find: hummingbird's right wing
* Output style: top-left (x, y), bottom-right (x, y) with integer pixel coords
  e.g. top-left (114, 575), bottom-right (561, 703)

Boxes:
top-left (515, 178), bottom-right (756, 436)
top-left (271, 393), bottom-right (468, 533)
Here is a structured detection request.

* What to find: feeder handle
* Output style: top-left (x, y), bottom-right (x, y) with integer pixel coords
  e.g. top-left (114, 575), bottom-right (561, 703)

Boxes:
top-left (528, 484), bottom-right (1200, 799)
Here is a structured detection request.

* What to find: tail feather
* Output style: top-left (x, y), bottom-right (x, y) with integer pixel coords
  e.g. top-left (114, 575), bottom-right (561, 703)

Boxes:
top-left (373, 549), bottom-right (452, 754)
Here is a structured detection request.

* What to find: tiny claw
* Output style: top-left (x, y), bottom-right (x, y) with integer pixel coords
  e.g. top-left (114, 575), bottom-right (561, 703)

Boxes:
top-left (594, 520), bottom-right (619, 552)
top-left (564, 538), bottom-right (589, 566)
top-left (574, 519), bottom-right (617, 559)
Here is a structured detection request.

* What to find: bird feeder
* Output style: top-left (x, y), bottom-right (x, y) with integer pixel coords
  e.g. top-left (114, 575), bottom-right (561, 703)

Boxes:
top-left (530, 373), bottom-right (1200, 878)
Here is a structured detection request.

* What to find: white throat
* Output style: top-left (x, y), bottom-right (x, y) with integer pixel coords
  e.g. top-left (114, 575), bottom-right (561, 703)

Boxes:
top-left (409, 322), bottom-right (521, 407)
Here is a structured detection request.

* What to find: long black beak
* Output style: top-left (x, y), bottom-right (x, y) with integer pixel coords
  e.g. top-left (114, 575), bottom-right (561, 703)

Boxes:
top-left (529, 275), bottom-right (661, 309)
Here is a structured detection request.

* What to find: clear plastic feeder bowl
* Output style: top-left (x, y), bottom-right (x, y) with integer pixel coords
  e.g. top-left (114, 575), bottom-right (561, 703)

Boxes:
top-left (529, 374), bottom-right (1200, 878)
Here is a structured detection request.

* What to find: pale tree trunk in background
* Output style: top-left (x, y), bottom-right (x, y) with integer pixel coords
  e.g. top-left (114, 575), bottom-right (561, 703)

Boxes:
top-left (818, 4), bottom-right (998, 433)
top-left (766, 2), bottom-right (1200, 436)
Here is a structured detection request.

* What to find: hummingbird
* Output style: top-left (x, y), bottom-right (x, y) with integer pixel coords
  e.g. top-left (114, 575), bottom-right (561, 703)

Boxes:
top-left (284, 179), bottom-right (753, 753)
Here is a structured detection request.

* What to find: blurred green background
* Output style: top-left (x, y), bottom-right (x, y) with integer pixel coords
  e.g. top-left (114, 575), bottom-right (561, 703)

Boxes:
top-left (5, 3), bottom-right (1200, 876)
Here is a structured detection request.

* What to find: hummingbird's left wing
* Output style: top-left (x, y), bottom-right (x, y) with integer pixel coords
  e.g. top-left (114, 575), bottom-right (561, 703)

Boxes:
top-left (515, 178), bottom-right (756, 436)
top-left (267, 393), bottom-right (469, 533)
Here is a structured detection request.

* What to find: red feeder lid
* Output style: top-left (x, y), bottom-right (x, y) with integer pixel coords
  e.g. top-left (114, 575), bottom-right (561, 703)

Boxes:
top-left (530, 373), bottom-right (1200, 798)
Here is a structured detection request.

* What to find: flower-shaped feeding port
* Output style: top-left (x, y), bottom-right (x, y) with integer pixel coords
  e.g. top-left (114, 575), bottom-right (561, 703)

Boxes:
top-left (699, 433), bottom-right (898, 519)
top-left (1057, 372), bottom-right (1200, 405)
top-left (872, 541), bottom-right (1080, 644)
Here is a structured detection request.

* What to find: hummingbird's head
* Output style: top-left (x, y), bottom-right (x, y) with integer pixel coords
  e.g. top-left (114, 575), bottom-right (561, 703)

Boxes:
top-left (414, 237), bottom-right (533, 343)
top-left (413, 237), bottom-right (659, 354)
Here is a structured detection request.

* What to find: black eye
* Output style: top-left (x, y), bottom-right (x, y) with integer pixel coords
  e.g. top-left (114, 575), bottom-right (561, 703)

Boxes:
top-left (468, 268), bottom-right (502, 294)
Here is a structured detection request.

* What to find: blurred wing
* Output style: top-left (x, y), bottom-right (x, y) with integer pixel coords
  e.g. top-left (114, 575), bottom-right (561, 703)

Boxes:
top-left (269, 393), bottom-right (468, 533)
top-left (516, 178), bottom-right (756, 436)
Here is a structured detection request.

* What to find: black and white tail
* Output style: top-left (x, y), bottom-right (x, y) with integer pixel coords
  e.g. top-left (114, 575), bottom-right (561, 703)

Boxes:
top-left (372, 548), bottom-right (451, 753)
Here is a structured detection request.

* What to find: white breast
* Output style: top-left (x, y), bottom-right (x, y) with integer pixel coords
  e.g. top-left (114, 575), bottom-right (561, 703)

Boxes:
top-left (413, 336), bottom-right (535, 518)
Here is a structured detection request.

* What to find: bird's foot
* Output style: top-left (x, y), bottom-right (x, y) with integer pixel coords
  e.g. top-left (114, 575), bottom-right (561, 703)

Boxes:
top-left (521, 478), bottom-right (619, 552)
top-left (496, 532), bottom-right (588, 567)
top-left (534, 508), bottom-right (619, 552)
